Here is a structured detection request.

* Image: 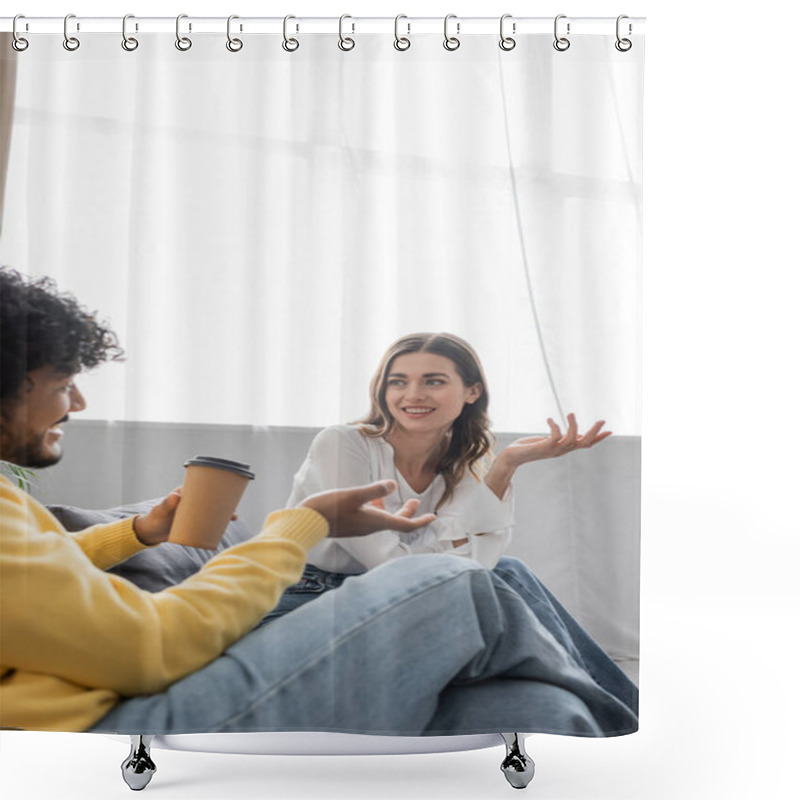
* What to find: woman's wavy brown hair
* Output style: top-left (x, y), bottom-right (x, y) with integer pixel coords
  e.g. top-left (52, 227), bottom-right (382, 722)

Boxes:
top-left (355, 333), bottom-right (494, 510)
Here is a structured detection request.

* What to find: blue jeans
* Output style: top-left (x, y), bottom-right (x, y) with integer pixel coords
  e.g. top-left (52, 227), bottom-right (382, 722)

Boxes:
top-left (263, 557), bottom-right (637, 715)
top-left (91, 555), bottom-right (637, 737)
top-left (492, 557), bottom-right (638, 715)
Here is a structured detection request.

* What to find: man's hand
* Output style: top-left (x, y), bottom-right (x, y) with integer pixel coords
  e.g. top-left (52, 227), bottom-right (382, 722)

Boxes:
top-left (133, 489), bottom-right (182, 546)
top-left (301, 480), bottom-right (436, 538)
top-left (132, 489), bottom-right (240, 546)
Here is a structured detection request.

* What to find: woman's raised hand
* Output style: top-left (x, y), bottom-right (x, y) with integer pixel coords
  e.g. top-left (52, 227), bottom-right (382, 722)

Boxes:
top-left (501, 413), bottom-right (612, 468)
top-left (301, 480), bottom-right (436, 538)
top-left (484, 414), bottom-right (610, 500)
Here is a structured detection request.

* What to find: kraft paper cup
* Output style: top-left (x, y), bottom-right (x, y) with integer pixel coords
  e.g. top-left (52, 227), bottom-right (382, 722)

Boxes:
top-left (168, 456), bottom-right (255, 549)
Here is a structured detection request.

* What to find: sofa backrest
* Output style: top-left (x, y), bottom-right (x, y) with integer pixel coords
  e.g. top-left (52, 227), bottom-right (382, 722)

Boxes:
top-left (33, 420), bottom-right (640, 663)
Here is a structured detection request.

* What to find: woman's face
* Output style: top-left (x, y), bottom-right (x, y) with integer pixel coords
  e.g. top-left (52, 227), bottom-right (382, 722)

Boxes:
top-left (383, 352), bottom-right (481, 436)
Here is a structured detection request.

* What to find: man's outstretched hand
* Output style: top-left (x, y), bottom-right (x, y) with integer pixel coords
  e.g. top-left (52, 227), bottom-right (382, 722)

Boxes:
top-left (301, 480), bottom-right (436, 538)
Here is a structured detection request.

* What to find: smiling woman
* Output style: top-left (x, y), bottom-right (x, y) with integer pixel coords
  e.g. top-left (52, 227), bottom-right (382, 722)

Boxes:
top-left (265, 331), bottom-right (636, 722)
top-left (280, 332), bottom-right (613, 574)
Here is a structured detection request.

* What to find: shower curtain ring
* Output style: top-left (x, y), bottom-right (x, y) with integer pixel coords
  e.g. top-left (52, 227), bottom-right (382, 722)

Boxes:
top-left (443, 14), bottom-right (460, 51)
top-left (499, 13), bottom-right (516, 51)
top-left (282, 15), bottom-right (299, 52)
top-left (394, 14), bottom-right (411, 51)
top-left (63, 14), bottom-right (80, 51)
top-left (175, 14), bottom-right (192, 51)
top-left (338, 15), bottom-right (355, 51)
top-left (615, 15), bottom-right (633, 51)
top-left (122, 14), bottom-right (139, 51)
top-left (12, 15), bottom-right (29, 51)
top-left (553, 14), bottom-right (570, 51)
top-left (226, 15), bottom-right (243, 52)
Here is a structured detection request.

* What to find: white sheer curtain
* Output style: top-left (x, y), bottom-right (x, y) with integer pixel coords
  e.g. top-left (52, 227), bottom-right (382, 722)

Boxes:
top-left (1, 30), bottom-right (642, 434)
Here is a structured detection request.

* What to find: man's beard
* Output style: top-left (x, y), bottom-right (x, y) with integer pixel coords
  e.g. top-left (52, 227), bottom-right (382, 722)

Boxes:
top-left (2, 430), bottom-right (63, 469)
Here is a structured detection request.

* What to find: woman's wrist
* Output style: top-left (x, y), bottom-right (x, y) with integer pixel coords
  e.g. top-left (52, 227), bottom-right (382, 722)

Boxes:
top-left (484, 452), bottom-right (517, 500)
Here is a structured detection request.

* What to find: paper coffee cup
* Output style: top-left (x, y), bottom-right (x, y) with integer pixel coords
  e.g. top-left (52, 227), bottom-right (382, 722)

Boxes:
top-left (168, 456), bottom-right (255, 549)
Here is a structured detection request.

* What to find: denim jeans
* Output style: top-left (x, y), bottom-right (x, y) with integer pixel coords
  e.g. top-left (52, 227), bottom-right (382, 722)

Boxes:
top-left (261, 556), bottom-right (638, 715)
top-left (491, 557), bottom-right (638, 715)
top-left (91, 555), bottom-right (637, 737)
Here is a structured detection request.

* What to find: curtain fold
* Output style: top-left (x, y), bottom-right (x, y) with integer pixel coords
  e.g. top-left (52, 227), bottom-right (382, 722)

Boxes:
top-left (0, 34), bottom-right (18, 234)
top-left (1, 33), bottom-right (642, 434)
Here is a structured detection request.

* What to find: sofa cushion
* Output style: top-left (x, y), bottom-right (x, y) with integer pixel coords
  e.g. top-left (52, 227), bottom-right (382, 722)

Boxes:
top-left (48, 499), bottom-right (253, 593)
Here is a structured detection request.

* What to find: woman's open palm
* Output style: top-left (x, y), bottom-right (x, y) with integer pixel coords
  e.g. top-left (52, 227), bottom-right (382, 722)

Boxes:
top-left (502, 413), bottom-right (611, 467)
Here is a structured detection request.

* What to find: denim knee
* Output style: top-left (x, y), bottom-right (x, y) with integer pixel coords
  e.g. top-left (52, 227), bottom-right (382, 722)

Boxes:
top-left (367, 553), bottom-right (487, 595)
top-left (382, 552), bottom-right (485, 577)
top-left (492, 557), bottom-right (553, 608)
top-left (494, 555), bottom-right (537, 583)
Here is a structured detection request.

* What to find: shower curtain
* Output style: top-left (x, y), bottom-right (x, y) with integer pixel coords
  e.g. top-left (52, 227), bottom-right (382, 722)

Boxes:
top-left (0, 16), bottom-right (643, 741)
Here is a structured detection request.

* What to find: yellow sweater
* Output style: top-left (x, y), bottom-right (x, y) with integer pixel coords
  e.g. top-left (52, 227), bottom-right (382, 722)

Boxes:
top-left (0, 476), bottom-right (328, 732)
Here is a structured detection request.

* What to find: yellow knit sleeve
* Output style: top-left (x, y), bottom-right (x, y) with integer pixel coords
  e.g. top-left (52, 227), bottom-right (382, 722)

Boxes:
top-left (69, 517), bottom-right (150, 570)
top-left (1, 480), bottom-right (329, 707)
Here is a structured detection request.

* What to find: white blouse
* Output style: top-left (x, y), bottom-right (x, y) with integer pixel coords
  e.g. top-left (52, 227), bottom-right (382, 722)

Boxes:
top-left (286, 424), bottom-right (514, 573)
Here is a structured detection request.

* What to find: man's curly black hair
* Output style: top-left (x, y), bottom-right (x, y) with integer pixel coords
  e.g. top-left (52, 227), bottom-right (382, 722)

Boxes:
top-left (0, 267), bottom-right (124, 404)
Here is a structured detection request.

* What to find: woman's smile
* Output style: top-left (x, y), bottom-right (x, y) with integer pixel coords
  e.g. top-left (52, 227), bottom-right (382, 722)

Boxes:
top-left (402, 406), bottom-right (436, 418)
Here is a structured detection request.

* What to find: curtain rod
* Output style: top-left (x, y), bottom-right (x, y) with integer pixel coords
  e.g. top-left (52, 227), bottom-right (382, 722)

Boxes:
top-left (1, 16), bottom-right (646, 37)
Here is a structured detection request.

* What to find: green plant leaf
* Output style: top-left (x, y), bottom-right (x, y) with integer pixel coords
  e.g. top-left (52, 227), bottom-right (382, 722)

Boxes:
top-left (0, 461), bottom-right (38, 491)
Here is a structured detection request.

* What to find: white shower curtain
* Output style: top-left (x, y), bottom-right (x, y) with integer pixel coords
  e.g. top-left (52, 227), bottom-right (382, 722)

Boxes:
top-left (1, 28), bottom-right (642, 435)
top-left (0, 16), bottom-right (642, 717)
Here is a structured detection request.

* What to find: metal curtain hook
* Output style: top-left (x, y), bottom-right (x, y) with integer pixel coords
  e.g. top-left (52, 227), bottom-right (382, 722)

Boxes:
top-left (63, 13), bottom-right (80, 51)
top-left (226, 15), bottom-right (243, 51)
top-left (122, 14), bottom-right (139, 51)
top-left (553, 14), bottom-right (570, 52)
top-left (394, 14), bottom-right (410, 51)
top-left (338, 14), bottom-right (355, 51)
top-left (615, 14), bottom-right (632, 51)
top-left (282, 15), bottom-right (299, 52)
top-left (499, 13), bottom-right (516, 51)
top-left (12, 14), bottom-right (29, 51)
top-left (443, 13), bottom-right (460, 51)
top-left (175, 14), bottom-right (192, 51)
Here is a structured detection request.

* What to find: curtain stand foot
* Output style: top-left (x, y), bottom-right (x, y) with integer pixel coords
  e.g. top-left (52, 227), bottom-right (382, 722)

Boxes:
top-left (500, 733), bottom-right (535, 789)
top-left (121, 735), bottom-right (157, 791)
